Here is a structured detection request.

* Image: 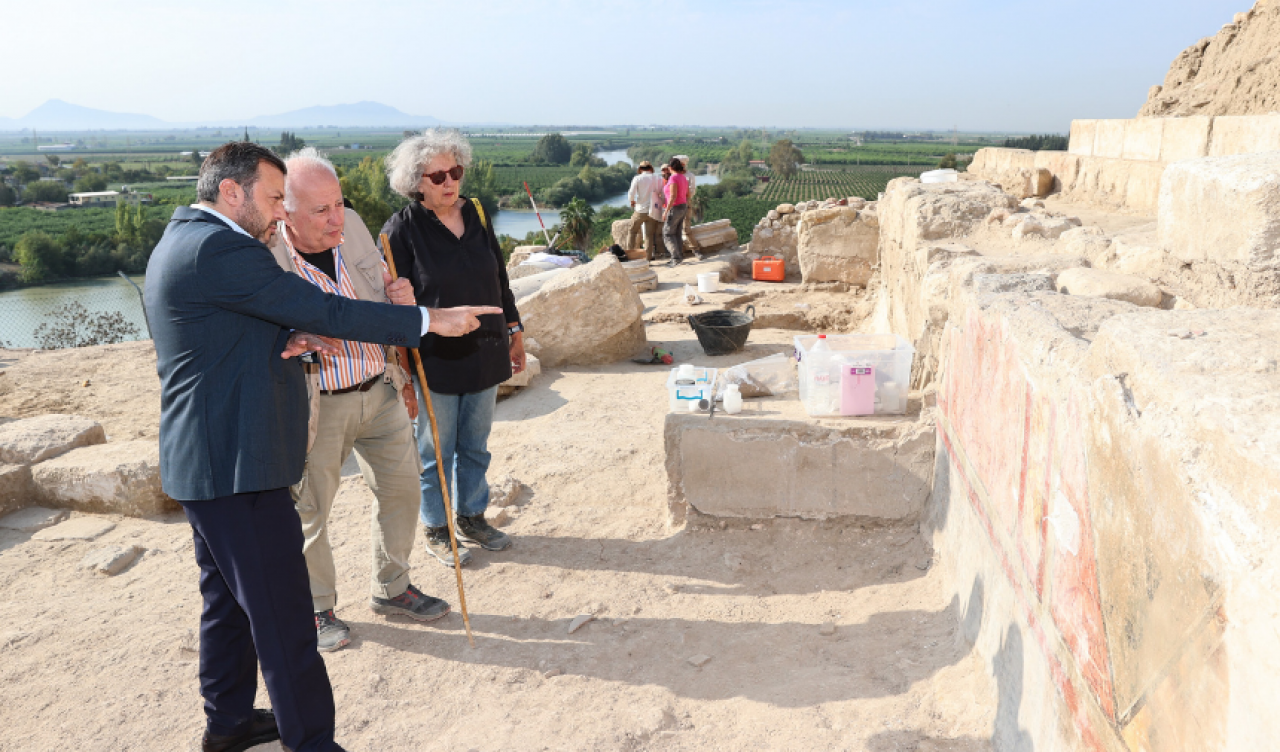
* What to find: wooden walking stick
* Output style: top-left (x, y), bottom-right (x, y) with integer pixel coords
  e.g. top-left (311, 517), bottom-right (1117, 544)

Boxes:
top-left (380, 233), bottom-right (476, 648)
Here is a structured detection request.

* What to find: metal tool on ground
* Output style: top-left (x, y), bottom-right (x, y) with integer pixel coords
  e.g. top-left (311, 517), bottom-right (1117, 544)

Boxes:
top-left (379, 233), bottom-right (476, 648)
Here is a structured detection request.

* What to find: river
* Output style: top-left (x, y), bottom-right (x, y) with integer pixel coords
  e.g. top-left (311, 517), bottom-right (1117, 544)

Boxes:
top-left (491, 149), bottom-right (719, 241)
top-left (0, 149), bottom-right (719, 348)
top-left (0, 275), bottom-right (150, 349)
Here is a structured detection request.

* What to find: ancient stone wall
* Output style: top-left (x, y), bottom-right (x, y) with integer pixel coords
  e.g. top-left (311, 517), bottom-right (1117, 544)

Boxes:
top-left (928, 289), bottom-right (1280, 751)
top-left (970, 114), bottom-right (1280, 215)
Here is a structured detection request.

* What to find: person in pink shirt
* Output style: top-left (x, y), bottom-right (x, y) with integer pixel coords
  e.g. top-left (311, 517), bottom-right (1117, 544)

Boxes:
top-left (661, 158), bottom-right (690, 267)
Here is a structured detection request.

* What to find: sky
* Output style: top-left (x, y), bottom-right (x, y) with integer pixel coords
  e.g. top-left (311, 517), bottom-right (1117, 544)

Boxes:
top-left (0, 0), bottom-right (1253, 132)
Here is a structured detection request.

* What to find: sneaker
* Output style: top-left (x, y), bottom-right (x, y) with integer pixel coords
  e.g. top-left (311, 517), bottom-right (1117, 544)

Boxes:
top-left (424, 525), bottom-right (473, 567)
top-left (314, 610), bottom-right (350, 653)
top-left (370, 584), bottom-right (451, 622)
top-left (457, 513), bottom-right (513, 551)
top-left (665, 260), bottom-right (684, 268)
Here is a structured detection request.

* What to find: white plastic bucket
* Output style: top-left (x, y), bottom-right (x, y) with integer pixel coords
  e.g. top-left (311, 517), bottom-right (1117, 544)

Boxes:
top-left (696, 272), bottom-right (719, 293)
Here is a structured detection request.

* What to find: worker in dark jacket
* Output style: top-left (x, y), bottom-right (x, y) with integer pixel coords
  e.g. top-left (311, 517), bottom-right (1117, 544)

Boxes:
top-left (381, 129), bottom-right (523, 567)
top-left (145, 141), bottom-right (499, 752)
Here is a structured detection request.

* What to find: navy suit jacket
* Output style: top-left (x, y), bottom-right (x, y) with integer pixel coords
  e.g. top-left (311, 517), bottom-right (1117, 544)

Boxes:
top-left (145, 206), bottom-right (422, 501)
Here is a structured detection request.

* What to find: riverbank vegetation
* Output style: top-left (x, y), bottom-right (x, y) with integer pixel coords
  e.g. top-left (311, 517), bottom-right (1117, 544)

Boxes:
top-left (0, 126), bottom-right (1059, 285)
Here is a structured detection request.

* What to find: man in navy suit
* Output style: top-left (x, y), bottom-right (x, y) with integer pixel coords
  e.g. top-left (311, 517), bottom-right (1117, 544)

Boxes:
top-left (145, 142), bottom-right (500, 752)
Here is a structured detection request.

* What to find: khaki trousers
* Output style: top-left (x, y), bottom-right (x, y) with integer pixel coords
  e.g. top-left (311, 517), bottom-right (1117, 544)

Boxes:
top-left (292, 380), bottom-right (421, 612)
top-left (628, 211), bottom-right (662, 256)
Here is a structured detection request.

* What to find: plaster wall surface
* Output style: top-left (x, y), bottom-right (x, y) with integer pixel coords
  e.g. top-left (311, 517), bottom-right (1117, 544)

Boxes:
top-left (929, 287), bottom-right (1280, 751)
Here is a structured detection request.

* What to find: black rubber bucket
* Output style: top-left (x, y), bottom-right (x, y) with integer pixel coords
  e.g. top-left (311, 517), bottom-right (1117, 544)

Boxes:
top-left (688, 305), bottom-right (756, 356)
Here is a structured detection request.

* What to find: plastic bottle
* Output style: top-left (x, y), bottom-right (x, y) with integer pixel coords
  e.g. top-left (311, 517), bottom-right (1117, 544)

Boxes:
top-left (806, 335), bottom-right (836, 415)
top-left (723, 383), bottom-right (743, 414)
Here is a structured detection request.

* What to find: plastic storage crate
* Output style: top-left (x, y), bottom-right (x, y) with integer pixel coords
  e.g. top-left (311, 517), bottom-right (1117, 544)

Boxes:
top-left (794, 334), bottom-right (914, 416)
top-left (666, 367), bottom-right (718, 412)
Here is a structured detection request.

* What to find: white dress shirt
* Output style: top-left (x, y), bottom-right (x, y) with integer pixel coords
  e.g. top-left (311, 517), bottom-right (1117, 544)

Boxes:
top-left (628, 173), bottom-right (657, 214)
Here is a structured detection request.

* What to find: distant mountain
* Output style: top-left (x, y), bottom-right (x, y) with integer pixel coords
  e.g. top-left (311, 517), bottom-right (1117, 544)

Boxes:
top-left (4, 99), bottom-right (168, 131)
top-left (0, 99), bottom-right (439, 132)
top-left (248, 101), bottom-right (439, 128)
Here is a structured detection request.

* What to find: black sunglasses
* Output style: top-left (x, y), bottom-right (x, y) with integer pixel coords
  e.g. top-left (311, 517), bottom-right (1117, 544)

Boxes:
top-left (423, 165), bottom-right (464, 185)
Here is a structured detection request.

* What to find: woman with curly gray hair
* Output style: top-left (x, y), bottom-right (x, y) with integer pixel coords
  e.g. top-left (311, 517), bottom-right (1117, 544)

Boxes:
top-left (381, 129), bottom-right (523, 565)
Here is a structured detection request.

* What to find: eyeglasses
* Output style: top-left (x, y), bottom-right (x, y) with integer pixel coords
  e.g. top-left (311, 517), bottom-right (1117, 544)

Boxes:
top-left (423, 165), bottom-right (464, 185)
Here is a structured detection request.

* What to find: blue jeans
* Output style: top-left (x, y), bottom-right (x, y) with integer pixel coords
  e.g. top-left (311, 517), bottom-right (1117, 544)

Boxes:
top-left (413, 382), bottom-right (498, 528)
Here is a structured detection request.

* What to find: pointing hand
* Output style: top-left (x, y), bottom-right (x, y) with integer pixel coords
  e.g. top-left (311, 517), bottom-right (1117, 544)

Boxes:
top-left (428, 306), bottom-right (505, 337)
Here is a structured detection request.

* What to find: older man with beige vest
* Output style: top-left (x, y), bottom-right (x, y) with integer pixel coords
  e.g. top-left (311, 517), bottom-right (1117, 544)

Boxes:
top-left (269, 147), bottom-right (449, 652)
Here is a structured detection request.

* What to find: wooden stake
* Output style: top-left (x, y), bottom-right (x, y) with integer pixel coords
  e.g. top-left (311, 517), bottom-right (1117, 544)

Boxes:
top-left (380, 233), bottom-right (476, 648)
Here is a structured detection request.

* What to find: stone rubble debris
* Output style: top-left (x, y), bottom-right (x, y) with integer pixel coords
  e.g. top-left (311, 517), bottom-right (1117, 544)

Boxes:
top-left (31, 516), bottom-right (116, 542)
top-left (80, 545), bottom-right (143, 575)
top-left (0, 506), bottom-right (69, 532)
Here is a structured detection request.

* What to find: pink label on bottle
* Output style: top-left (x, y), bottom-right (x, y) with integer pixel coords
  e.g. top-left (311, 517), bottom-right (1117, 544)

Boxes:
top-left (840, 365), bottom-right (875, 416)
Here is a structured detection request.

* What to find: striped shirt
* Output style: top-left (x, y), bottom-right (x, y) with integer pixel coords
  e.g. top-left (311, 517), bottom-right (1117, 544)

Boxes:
top-left (283, 229), bottom-right (387, 392)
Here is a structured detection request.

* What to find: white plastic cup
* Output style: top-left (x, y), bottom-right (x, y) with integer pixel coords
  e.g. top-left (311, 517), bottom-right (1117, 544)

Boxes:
top-left (696, 272), bottom-right (719, 293)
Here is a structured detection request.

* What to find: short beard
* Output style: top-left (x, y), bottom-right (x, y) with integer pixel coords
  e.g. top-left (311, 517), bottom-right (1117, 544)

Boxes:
top-left (234, 184), bottom-right (274, 242)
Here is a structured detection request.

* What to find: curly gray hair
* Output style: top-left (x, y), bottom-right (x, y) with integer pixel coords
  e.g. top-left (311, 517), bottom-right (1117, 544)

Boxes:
top-left (386, 129), bottom-right (473, 199)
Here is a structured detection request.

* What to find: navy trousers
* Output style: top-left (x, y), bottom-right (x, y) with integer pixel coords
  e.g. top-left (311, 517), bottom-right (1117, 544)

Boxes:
top-left (181, 489), bottom-right (345, 752)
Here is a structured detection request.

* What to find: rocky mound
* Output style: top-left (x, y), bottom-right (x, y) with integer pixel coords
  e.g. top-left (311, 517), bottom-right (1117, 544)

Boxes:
top-left (1139, 0), bottom-right (1280, 117)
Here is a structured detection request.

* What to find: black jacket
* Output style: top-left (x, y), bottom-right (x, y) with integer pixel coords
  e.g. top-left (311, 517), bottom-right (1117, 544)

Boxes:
top-left (145, 207), bottom-right (423, 500)
top-left (383, 197), bottom-right (520, 395)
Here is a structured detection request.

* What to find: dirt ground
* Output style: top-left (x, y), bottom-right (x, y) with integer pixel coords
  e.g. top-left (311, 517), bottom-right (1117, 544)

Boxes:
top-left (0, 293), bottom-right (997, 750)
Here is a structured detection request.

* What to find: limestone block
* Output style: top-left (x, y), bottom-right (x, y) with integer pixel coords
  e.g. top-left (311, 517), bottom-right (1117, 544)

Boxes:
top-left (81, 545), bottom-right (143, 575)
top-left (1160, 116), bottom-right (1212, 162)
top-left (1056, 267), bottom-right (1163, 307)
top-left (508, 268), bottom-right (566, 301)
top-left (0, 414), bottom-right (106, 466)
top-left (1010, 215), bottom-right (1045, 240)
top-left (32, 516), bottom-right (116, 541)
top-left (796, 207), bottom-right (879, 286)
top-left (1158, 153), bottom-right (1280, 267)
top-left (1064, 156), bottom-right (1166, 213)
top-left (0, 464), bottom-right (33, 518)
top-left (873, 178), bottom-right (1018, 349)
top-left (1061, 226), bottom-right (1115, 267)
top-left (1034, 151), bottom-right (1083, 195)
top-left (508, 262), bottom-right (562, 281)
top-left (687, 219), bottom-right (738, 253)
top-left (1122, 117), bottom-right (1164, 162)
top-left (1094, 119), bottom-right (1128, 159)
top-left (1069, 119), bottom-right (1098, 156)
top-left (1110, 235), bottom-right (1166, 278)
top-left (776, 203), bottom-right (795, 215)
top-left (611, 218), bottom-right (636, 248)
top-left (513, 254), bottom-right (647, 367)
top-left (507, 245), bottom-right (546, 269)
top-left (499, 353), bottom-right (541, 392)
top-left (30, 441), bottom-right (177, 517)
top-left (1207, 115), bottom-right (1280, 157)
top-left (0, 506), bottom-right (68, 532)
top-left (1083, 309), bottom-right (1280, 739)
top-left (664, 400), bottom-right (935, 522)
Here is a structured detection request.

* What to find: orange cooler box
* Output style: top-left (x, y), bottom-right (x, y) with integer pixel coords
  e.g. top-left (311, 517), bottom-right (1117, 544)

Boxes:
top-left (752, 256), bottom-right (785, 282)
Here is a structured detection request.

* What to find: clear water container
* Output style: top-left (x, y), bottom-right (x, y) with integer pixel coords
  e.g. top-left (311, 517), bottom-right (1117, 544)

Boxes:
top-left (795, 334), bottom-right (915, 416)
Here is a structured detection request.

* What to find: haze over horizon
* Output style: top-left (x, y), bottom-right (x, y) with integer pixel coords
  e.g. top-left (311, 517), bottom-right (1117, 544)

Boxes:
top-left (0, 0), bottom-right (1252, 131)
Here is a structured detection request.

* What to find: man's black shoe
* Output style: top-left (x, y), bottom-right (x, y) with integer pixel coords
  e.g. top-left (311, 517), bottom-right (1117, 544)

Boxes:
top-left (457, 513), bottom-right (513, 551)
top-left (202, 708), bottom-right (280, 752)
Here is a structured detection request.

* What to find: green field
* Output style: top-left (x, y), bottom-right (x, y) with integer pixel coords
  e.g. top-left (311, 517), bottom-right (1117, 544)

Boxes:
top-left (755, 166), bottom-right (929, 203)
top-left (701, 197), bottom-right (776, 244)
top-left (0, 207), bottom-right (118, 251)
